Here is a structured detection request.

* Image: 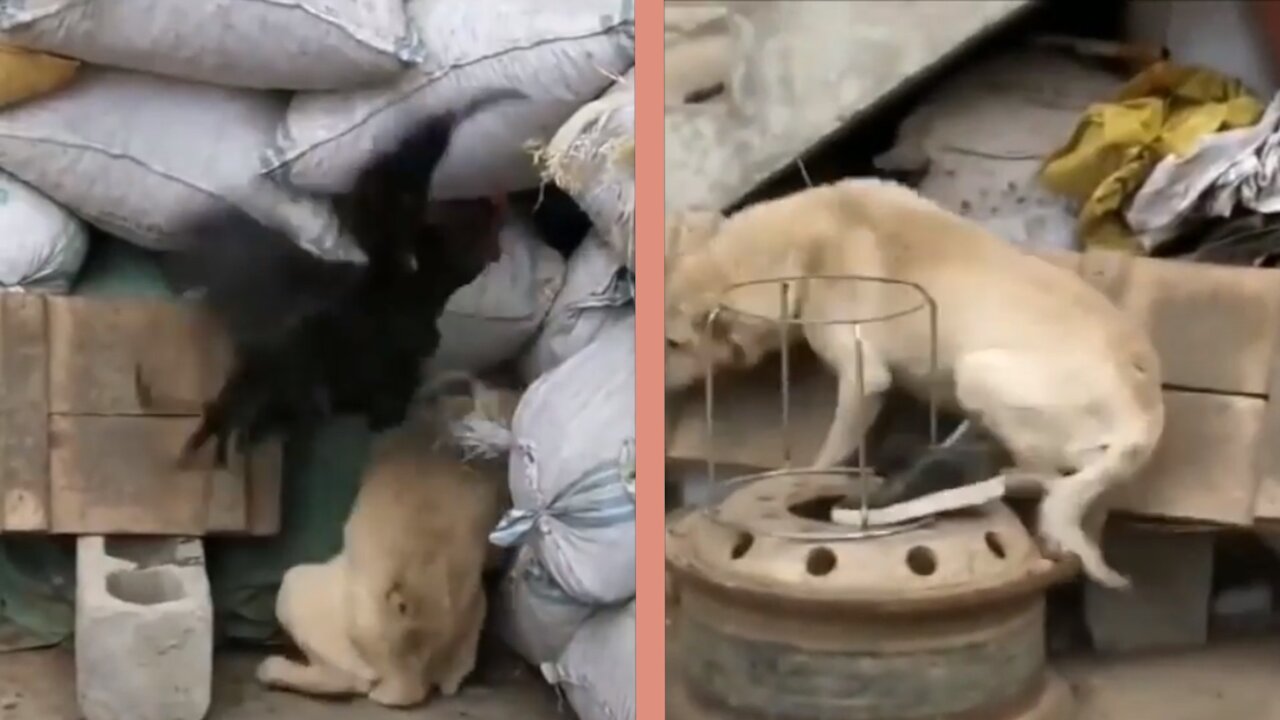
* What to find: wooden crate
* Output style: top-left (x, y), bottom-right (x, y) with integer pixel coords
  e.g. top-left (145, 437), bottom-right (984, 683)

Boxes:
top-left (667, 249), bottom-right (1280, 529)
top-left (0, 294), bottom-right (280, 535)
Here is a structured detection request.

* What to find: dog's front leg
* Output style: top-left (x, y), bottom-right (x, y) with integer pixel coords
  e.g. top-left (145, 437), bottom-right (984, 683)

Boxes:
top-left (807, 327), bottom-right (891, 469)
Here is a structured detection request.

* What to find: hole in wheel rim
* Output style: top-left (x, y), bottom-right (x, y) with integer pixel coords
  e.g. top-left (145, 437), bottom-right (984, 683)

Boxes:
top-left (806, 547), bottom-right (837, 576)
top-left (985, 531), bottom-right (1006, 559)
top-left (906, 546), bottom-right (937, 576)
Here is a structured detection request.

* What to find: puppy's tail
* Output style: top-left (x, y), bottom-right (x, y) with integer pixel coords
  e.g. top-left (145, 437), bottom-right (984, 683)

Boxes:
top-left (418, 371), bottom-right (520, 460)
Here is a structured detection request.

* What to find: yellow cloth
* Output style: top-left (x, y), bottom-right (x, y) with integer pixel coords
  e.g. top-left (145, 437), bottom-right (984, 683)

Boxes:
top-left (1041, 62), bottom-right (1264, 251)
top-left (0, 46), bottom-right (79, 110)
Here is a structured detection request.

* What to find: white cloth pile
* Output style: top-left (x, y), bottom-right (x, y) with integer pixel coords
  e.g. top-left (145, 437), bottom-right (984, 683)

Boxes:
top-left (0, 0), bottom-right (634, 372)
top-left (1126, 92), bottom-right (1280, 252)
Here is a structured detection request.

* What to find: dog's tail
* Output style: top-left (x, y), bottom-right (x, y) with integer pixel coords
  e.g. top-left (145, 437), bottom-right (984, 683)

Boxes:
top-left (417, 371), bottom-right (520, 461)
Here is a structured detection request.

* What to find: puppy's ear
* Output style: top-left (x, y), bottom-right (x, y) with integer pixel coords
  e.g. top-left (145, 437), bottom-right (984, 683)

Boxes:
top-left (666, 208), bottom-right (724, 262)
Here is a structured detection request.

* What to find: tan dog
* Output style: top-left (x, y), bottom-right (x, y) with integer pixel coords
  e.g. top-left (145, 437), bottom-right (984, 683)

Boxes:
top-left (665, 179), bottom-right (1165, 587)
top-left (256, 377), bottom-right (518, 706)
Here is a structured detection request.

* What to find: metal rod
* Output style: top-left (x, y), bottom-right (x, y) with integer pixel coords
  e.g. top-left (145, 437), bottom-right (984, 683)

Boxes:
top-left (779, 282), bottom-right (791, 468)
top-left (698, 274), bottom-right (944, 538)
top-left (855, 324), bottom-right (869, 529)
top-left (704, 307), bottom-right (721, 486)
top-left (927, 297), bottom-right (939, 446)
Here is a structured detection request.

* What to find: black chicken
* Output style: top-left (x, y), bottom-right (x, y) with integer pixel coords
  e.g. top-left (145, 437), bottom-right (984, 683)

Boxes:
top-left (163, 92), bottom-right (521, 467)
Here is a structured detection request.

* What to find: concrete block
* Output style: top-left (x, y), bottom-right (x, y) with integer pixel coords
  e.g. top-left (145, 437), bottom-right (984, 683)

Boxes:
top-left (76, 536), bottom-right (212, 720)
top-left (1084, 525), bottom-right (1214, 654)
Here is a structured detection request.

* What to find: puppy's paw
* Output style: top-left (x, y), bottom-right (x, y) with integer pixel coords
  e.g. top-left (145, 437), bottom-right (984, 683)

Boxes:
top-left (369, 680), bottom-right (428, 708)
top-left (439, 675), bottom-right (465, 697)
top-left (1083, 560), bottom-right (1132, 591)
top-left (255, 656), bottom-right (291, 687)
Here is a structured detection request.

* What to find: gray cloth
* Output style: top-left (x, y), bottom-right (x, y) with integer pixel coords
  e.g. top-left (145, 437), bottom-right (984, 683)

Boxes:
top-left (1127, 92), bottom-right (1280, 251)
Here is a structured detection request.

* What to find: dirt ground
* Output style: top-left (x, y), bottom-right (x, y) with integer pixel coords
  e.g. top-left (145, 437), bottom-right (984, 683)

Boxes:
top-left (5, 638), bottom-right (1280, 718)
top-left (0, 647), bottom-right (566, 720)
top-left (1058, 640), bottom-right (1280, 720)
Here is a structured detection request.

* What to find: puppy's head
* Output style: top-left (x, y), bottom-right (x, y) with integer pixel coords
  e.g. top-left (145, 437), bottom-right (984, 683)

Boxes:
top-left (664, 255), bottom-right (787, 392)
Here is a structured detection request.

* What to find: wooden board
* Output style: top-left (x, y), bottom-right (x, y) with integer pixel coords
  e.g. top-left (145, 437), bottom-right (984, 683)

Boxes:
top-left (48, 414), bottom-right (276, 535)
top-left (1114, 391), bottom-right (1265, 526)
top-left (1037, 249), bottom-right (1280, 396)
top-left (245, 441), bottom-right (283, 536)
top-left (0, 294), bottom-right (50, 531)
top-left (1250, 323), bottom-right (1280, 525)
top-left (0, 294), bottom-right (281, 536)
top-left (47, 296), bottom-right (232, 416)
top-left (668, 365), bottom-right (1266, 526)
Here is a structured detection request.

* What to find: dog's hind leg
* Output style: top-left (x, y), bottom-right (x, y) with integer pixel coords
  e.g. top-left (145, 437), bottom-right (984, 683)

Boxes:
top-left (807, 326), bottom-right (891, 469)
top-left (953, 350), bottom-right (1152, 588)
top-left (437, 590), bottom-right (486, 696)
top-left (1037, 442), bottom-right (1147, 589)
top-left (256, 655), bottom-right (368, 697)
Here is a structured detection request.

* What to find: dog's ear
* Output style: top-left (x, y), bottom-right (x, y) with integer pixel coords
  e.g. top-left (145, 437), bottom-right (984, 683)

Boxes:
top-left (666, 208), bottom-right (724, 264)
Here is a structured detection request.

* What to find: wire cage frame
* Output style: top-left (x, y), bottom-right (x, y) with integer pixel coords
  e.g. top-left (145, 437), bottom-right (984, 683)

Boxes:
top-left (699, 274), bottom-right (944, 540)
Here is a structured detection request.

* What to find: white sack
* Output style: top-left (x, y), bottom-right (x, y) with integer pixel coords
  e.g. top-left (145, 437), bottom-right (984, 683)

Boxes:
top-left (0, 171), bottom-right (88, 293)
top-left (539, 70), bottom-right (635, 269)
top-left (490, 317), bottom-right (635, 605)
top-left (496, 545), bottom-right (595, 665)
top-left (518, 234), bottom-right (632, 382)
top-left (0, 0), bottom-right (421, 90)
top-left (543, 601), bottom-right (636, 720)
top-left (430, 216), bottom-right (566, 374)
top-left (874, 49), bottom-right (1124, 253)
top-left (264, 0), bottom-right (636, 200)
top-left (0, 69), bottom-right (350, 257)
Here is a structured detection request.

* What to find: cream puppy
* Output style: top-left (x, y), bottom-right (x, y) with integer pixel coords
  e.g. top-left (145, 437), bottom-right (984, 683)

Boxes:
top-left (256, 378), bottom-right (517, 706)
top-left (664, 179), bottom-right (1164, 587)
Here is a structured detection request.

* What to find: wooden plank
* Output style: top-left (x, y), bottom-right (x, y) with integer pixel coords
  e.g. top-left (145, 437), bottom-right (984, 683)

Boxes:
top-left (245, 442), bottom-right (283, 536)
top-left (203, 463), bottom-right (248, 534)
top-left (668, 361), bottom-right (1264, 525)
top-left (1251, 325), bottom-right (1280, 523)
top-left (49, 415), bottom-right (212, 534)
top-left (1062, 250), bottom-right (1280, 396)
top-left (47, 297), bottom-right (232, 416)
top-left (0, 294), bottom-right (50, 531)
top-left (1113, 391), bottom-right (1265, 526)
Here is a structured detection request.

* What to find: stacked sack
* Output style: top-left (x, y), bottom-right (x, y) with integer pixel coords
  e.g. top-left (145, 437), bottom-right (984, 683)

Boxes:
top-left (0, 0), bottom-right (634, 370)
top-left (0, 46), bottom-right (88, 293)
top-left (484, 71), bottom-right (637, 720)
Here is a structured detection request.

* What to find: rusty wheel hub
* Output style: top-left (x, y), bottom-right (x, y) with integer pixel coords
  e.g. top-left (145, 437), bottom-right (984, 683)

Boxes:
top-left (666, 472), bottom-right (1075, 720)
